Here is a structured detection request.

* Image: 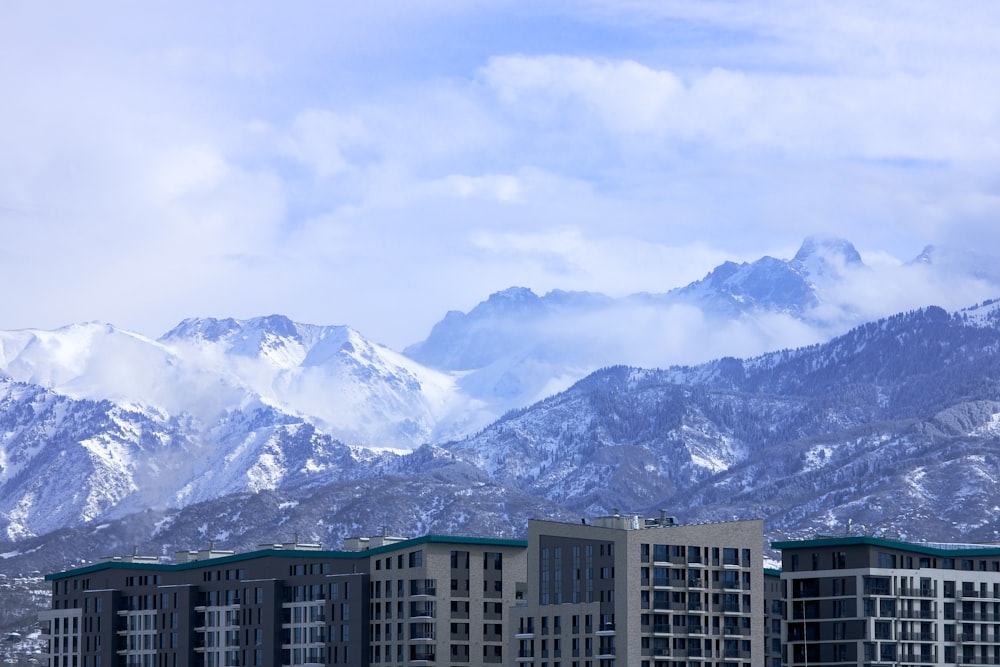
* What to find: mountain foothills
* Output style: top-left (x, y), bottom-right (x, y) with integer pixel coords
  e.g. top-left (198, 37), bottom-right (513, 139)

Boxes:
top-left (3, 237), bottom-right (1000, 579)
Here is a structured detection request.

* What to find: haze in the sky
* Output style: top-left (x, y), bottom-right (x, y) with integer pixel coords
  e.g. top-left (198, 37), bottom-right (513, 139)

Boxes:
top-left (2, 1), bottom-right (999, 349)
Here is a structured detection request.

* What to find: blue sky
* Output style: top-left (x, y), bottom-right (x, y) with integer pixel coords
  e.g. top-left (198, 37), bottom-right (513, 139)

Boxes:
top-left (2, 1), bottom-right (1000, 349)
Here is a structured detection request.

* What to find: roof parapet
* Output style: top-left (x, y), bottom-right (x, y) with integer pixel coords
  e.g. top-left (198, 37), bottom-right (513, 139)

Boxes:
top-left (342, 534), bottom-right (410, 551)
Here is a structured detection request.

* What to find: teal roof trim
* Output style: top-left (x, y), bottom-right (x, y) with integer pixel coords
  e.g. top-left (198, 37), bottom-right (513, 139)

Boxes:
top-left (772, 535), bottom-right (1000, 557)
top-left (362, 534), bottom-right (527, 558)
top-left (46, 535), bottom-right (527, 581)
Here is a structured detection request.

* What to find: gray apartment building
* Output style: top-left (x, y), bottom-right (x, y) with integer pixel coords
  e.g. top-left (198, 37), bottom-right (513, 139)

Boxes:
top-left (774, 535), bottom-right (1000, 666)
top-left (40, 534), bottom-right (526, 667)
top-left (511, 515), bottom-right (765, 667)
top-left (763, 569), bottom-right (785, 667)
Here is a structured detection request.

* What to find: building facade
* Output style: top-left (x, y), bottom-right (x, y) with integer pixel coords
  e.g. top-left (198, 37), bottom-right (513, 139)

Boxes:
top-left (511, 515), bottom-right (765, 667)
top-left (363, 536), bottom-right (524, 667)
top-left (774, 535), bottom-right (1000, 666)
top-left (763, 569), bottom-right (784, 667)
top-left (41, 535), bottom-right (526, 667)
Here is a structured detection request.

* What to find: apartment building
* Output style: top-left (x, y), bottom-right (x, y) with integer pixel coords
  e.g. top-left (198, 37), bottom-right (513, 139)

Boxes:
top-left (362, 535), bottom-right (525, 667)
top-left (40, 534), bottom-right (526, 667)
top-left (763, 569), bottom-right (784, 667)
top-left (511, 514), bottom-right (764, 667)
top-left (773, 535), bottom-right (1000, 666)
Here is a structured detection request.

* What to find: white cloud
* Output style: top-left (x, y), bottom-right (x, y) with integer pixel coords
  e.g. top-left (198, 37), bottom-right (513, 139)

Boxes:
top-left (150, 146), bottom-right (230, 201)
top-left (440, 174), bottom-right (522, 202)
top-left (1, 0), bottom-right (1000, 353)
top-left (162, 44), bottom-right (276, 82)
top-left (482, 54), bottom-right (1000, 165)
top-left (283, 110), bottom-right (373, 179)
top-left (482, 56), bottom-right (685, 135)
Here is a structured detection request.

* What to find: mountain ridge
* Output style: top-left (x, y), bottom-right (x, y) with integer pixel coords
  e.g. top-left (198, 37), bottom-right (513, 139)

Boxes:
top-left (6, 300), bottom-right (1000, 575)
top-left (3, 239), bottom-right (1000, 556)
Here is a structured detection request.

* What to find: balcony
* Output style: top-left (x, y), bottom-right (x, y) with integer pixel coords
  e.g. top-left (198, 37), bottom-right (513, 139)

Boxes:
top-left (596, 623), bottom-right (616, 636)
top-left (409, 604), bottom-right (436, 619)
top-left (409, 652), bottom-right (436, 663)
top-left (954, 658), bottom-right (1000, 665)
top-left (899, 587), bottom-right (935, 598)
top-left (863, 584), bottom-right (892, 596)
top-left (409, 620), bottom-right (436, 643)
top-left (282, 641), bottom-right (328, 650)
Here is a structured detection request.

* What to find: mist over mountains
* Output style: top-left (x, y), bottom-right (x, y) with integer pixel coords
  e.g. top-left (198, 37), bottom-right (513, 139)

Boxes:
top-left (3, 237), bottom-right (1000, 574)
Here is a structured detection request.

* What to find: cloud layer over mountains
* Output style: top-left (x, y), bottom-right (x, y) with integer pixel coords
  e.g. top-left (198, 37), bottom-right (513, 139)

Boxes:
top-left (3, 1), bottom-right (1000, 348)
top-left (2, 237), bottom-right (999, 459)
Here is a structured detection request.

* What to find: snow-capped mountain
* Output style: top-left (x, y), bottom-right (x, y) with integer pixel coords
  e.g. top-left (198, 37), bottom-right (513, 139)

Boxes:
top-left (0, 371), bottom-right (390, 539)
top-left (0, 317), bottom-right (465, 452)
top-left (0, 317), bottom-right (457, 539)
top-left (431, 301), bottom-right (1000, 543)
top-left (3, 236), bottom-right (1000, 551)
top-left (666, 235), bottom-right (864, 316)
top-left (401, 236), bottom-right (955, 413)
top-left (159, 315), bottom-right (468, 447)
top-left (408, 237), bottom-right (868, 372)
top-left (8, 299), bottom-right (1000, 577)
top-left (404, 287), bottom-right (620, 421)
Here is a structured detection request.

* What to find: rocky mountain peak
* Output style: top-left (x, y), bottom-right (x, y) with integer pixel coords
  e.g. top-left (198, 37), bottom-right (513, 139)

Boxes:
top-left (792, 235), bottom-right (863, 280)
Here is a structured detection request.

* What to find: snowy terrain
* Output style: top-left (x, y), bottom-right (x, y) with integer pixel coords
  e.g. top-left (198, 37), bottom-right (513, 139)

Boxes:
top-left (3, 237), bottom-right (1000, 553)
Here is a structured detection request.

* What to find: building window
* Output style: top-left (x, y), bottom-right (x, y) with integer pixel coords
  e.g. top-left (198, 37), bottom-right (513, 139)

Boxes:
top-left (877, 552), bottom-right (896, 568)
top-left (879, 599), bottom-right (895, 617)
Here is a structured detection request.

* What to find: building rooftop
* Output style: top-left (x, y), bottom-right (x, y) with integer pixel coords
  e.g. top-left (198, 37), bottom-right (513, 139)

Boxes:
top-left (772, 535), bottom-right (1000, 557)
top-left (46, 534), bottom-right (528, 581)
